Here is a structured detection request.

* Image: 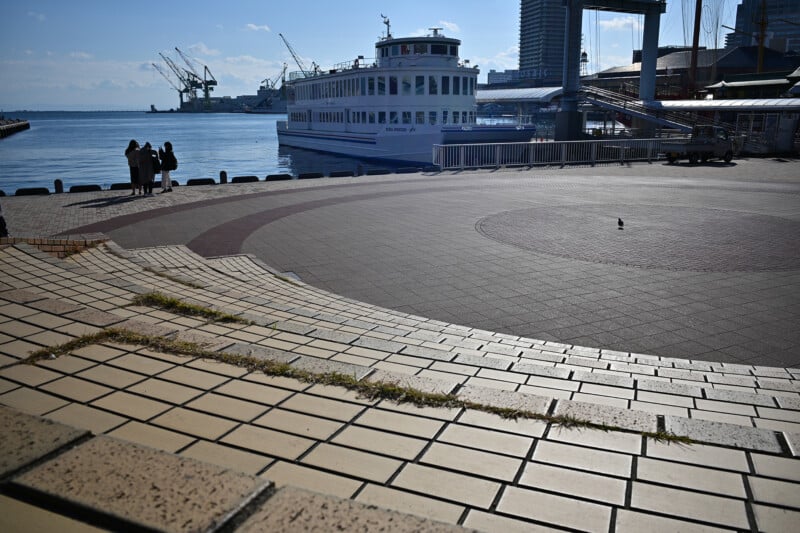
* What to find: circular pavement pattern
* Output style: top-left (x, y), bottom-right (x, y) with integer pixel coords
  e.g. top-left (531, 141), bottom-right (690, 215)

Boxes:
top-left (477, 204), bottom-right (800, 272)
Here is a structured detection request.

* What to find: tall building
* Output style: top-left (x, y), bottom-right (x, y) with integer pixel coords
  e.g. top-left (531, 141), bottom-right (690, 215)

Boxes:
top-left (725, 0), bottom-right (800, 53)
top-left (518, 0), bottom-right (566, 86)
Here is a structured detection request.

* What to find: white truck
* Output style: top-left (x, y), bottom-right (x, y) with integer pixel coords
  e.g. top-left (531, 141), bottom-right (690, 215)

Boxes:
top-left (662, 125), bottom-right (736, 164)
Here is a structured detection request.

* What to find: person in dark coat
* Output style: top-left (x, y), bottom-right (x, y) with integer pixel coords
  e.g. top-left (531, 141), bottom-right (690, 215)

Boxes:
top-left (158, 141), bottom-right (176, 193)
top-left (136, 142), bottom-right (156, 196)
top-left (125, 139), bottom-right (140, 195)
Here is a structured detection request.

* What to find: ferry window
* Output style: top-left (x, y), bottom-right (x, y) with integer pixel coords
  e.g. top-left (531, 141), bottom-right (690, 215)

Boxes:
top-left (453, 111), bottom-right (459, 124)
top-left (429, 111), bottom-right (437, 125)
top-left (453, 76), bottom-right (460, 95)
top-left (389, 76), bottom-right (398, 95)
top-left (391, 45), bottom-right (399, 56)
top-left (415, 76), bottom-right (425, 96)
top-left (416, 111), bottom-right (425, 124)
top-left (378, 77), bottom-right (386, 95)
top-left (360, 77), bottom-right (366, 96)
top-left (402, 111), bottom-right (411, 124)
top-left (469, 78), bottom-right (475, 95)
top-left (368, 77), bottom-right (375, 96)
top-left (390, 111), bottom-right (398, 124)
top-left (450, 45), bottom-right (458, 56)
top-left (462, 111), bottom-right (468, 123)
top-left (369, 111), bottom-right (376, 123)
top-left (431, 44), bottom-right (447, 55)
top-left (402, 76), bottom-right (412, 96)
top-left (441, 76), bottom-right (450, 95)
top-left (378, 111), bottom-right (386, 124)
top-left (428, 76), bottom-right (438, 95)
top-left (443, 110), bottom-right (448, 124)
top-left (469, 111), bottom-right (475, 123)
top-left (414, 43), bottom-right (427, 54)
top-left (401, 44), bottom-right (411, 55)
top-left (361, 111), bottom-right (366, 122)
top-left (462, 77), bottom-right (468, 95)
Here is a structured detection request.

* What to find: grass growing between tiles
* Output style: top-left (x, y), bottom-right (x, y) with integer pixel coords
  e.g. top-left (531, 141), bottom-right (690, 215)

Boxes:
top-left (131, 292), bottom-right (251, 324)
top-left (23, 329), bottom-right (693, 445)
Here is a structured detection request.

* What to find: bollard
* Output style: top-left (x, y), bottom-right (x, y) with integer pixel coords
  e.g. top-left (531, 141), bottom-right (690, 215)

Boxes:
top-left (54, 179), bottom-right (64, 194)
top-left (219, 170), bottom-right (228, 184)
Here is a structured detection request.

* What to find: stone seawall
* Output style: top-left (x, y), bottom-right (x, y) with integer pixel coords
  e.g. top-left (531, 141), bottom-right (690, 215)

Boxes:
top-left (0, 119), bottom-right (30, 139)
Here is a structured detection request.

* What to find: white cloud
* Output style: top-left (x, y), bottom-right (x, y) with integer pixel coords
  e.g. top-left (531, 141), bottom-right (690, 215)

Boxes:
top-left (27, 11), bottom-right (45, 22)
top-left (472, 45), bottom-right (519, 75)
top-left (188, 43), bottom-right (220, 57)
top-left (246, 23), bottom-right (271, 32)
top-left (70, 51), bottom-right (93, 59)
top-left (598, 16), bottom-right (642, 33)
top-left (24, 50), bottom-right (34, 56)
top-left (439, 21), bottom-right (460, 33)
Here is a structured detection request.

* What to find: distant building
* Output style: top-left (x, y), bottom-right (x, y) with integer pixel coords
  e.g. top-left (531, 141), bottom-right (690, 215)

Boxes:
top-left (487, 69), bottom-right (521, 85)
top-left (518, 0), bottom-right (566, 86)
top-left (725, 0), bottom-right (800, 53)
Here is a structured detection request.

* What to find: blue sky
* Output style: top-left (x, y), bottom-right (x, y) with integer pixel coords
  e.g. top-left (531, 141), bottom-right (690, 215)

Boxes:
top-left (0, 0), bottom-right (737, 110)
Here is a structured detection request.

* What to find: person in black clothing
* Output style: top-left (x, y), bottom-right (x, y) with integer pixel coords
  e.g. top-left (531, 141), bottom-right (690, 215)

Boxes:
top-left (158, 141), bottom-right (177, 193)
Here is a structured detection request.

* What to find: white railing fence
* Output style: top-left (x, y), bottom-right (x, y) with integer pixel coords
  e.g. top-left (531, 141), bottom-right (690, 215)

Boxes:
top-left (433, 139), bottom-right (667, 170)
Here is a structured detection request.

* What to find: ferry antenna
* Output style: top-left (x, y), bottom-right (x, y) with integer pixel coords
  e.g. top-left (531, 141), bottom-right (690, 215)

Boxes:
top-left (381, 14), bottom-right (391, 39)
top-left (429, 27), bottom-right (443, 36)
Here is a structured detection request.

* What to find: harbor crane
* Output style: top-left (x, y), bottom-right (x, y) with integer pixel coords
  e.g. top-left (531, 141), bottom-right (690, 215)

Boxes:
top-left (279, 33), bottom-right (317, 78)
top-left (175, 47), bottom-right (217, 108)
top-left (159, 52), bottom-right (200, 106)
top-left (151, 62), bottom-right (184, 106)
top-left (261, 63), bottom-right (287, 90)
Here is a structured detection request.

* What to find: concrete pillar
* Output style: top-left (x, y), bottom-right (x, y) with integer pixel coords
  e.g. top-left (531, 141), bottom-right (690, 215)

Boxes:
top-left (639, 6), bottom-right (661, 101)
top-left (556, 0), bottom-right (584, 140)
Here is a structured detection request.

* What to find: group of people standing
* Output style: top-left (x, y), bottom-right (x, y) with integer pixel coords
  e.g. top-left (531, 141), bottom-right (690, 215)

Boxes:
top-left (124, 140), bottom-right (178, 196)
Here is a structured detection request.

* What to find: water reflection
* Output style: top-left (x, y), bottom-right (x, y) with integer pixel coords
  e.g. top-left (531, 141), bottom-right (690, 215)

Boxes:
top-left (277, 145), bottom-right (409, 177)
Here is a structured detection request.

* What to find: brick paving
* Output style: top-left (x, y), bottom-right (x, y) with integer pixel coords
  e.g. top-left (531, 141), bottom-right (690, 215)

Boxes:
top-left (1, 160), bottom-right (799, 530)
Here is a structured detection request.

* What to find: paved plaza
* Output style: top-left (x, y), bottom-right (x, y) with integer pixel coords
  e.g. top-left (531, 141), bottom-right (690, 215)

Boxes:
top-left (1, 158), bottom-right (799, 531)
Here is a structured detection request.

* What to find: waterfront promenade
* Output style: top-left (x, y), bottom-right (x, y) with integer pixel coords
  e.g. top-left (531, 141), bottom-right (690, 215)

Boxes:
top-left (1, 159), bottom-right (799, 531)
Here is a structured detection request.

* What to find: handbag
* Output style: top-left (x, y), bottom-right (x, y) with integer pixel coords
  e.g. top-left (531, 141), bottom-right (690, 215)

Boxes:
top-left (151, 152), bottom-right (161, 174)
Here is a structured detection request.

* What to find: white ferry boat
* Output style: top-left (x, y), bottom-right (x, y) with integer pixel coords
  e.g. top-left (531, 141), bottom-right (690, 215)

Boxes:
top-left (276, 18), bottom-right (535, 164)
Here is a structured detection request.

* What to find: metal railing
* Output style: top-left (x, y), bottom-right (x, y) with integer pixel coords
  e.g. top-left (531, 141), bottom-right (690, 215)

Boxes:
top-left (433, 139), bottom-right (667, 170)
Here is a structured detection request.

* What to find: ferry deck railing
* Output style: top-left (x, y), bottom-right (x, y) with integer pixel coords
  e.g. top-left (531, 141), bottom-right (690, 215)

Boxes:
top-left (432, 139), bottom-right (667, 170)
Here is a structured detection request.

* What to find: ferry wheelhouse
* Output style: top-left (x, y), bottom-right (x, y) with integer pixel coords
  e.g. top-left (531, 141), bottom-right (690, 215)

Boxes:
top-left (277, 20), bottom-right (534, 164)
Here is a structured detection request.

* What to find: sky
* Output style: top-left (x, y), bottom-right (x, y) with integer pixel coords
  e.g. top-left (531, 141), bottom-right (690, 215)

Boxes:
top-left (0, 0), bottom-right (738, 111)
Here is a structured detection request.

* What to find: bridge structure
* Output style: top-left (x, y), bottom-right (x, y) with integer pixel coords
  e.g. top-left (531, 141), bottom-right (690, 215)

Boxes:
top-left (557, 0), bottom-right (666, 140)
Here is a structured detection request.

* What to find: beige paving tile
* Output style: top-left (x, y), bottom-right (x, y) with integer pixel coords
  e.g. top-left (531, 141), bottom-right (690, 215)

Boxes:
top-left (463, 510), bottom-right (556, 533)
top-left (636, 390), bottom-right (695, 408)
top-left (0, 387), bottom-right (69, 416)
top-left (244, 373), bottom-right (310, 391)
top-left (356, 484), bottom-right (465, 524)
top-left (108, 352), bottom-right (175, 376)
top-left (76, 365), bottom-right (144, 389)
top-left (751, 453), bottom-right (800, 482)
top-left (333, 425), bottom-right (428, 460)
top-left (302, 443), bottom-right (403, 483)
top-left (752, 503), bottom-right (800, 533)
top-left (261, 460), bottom-right (362, 499)
top-left (497, 485), bottom-right (612, 531)
top-left (630, 481), bottom-right (749, 529)
top-left (571, 392), bottom-right (629, 408)
top-left (520, 461), bottom-right (627, 504)
top-left (107, 420), bottom-right (195, 453)
top-left (44, 403), bottom-right (126, 434)
top-left (547, 425), bottom-right (642, 454)
top-left (151, 407), bottom-right (239, 440)
top-left (421, 442), bottom-right (521, 481)
top-left (214, 380), bottom-right (293, 406)
top-left (135, 347), bottom-right (191, 365)
top-left (748, 476), bottom-right (800, 508)
top-left (305, 383), bottom-right (378, 405)
top-left (0, 339), bottom-right (42, 360)
top-left (0, 377), bottom-right (18, 394)
top-left (637, 457), bottom-right (746, 497)
top-left (695, 398), bottom-right (758, 416)
top-left (517, 383), bottom-right (573, 400)
top-left (690, 409), bottom-right (754, 426)
top-left (37, 354), bottom-right (96, 374)
top-left (0, 364), bottom-right (61, 386)
top-left (457, 408), bottom-right (547, 437)
top-left (377, 399), bottom-right (462, 421)
top-left (629, 400), bottom-right (689, 417)
top-left (127, 378), bottom-right (203, 404)
top-left (180, 440), bottom-right (272, 475)
top-left (157, 365), bottom-right (230, 390)
top-left (279, 393), bottom-right (365, 422)
top-left (354, 407), bottom-right (445, 439)
top-left (187, 357), bottom-right (250, 378)
top-left (533, 439), bottom-right (632, 477)
top-left (91, 391), bottom-right (171, 421)
top-left (71, 344), bottom-right (127, 362)
top-left (221, 424), bottom-right (314, 460)
top-left (438, 423), bottom-right (532, 457)
top-left (615, 509), bottom-right (734, 533)
top-left (755, 417), bottom-right (800, 433)
top-left (186, 392), bottom-right (268, 422)
top-left (0, 494), bottom-right (105, 533)
top-left (26, 330), bottom-right (75, 348)
top-left (42, 376), bottom-right (112, 404)
top-left (254, 408), bottom-right (342, 440)
top-left (392, 463), bottom-right (500, 509)
top-left (646, 439), bottom-right (749, 471)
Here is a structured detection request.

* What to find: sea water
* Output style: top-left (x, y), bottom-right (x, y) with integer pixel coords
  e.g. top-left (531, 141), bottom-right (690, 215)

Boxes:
top-left (0, 111), bottom-right (404, 195)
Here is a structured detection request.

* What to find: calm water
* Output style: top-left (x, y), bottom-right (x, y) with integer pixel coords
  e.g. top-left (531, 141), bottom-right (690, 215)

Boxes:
top-left (0, 111), bottom-right (405, 194)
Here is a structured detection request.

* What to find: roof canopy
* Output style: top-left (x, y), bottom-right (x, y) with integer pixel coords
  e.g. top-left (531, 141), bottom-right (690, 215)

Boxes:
top-left (476, 87), bottom-right (563, 104)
